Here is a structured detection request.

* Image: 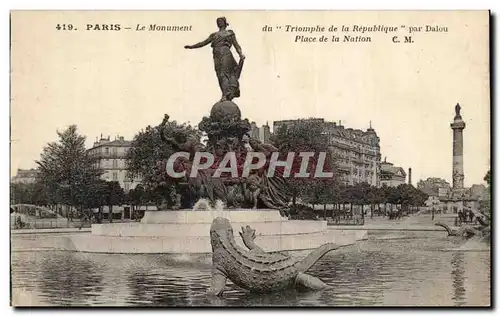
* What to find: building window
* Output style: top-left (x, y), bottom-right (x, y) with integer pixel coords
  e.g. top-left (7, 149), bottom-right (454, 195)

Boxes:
top-left (112, 147), bottom-right (118, 155)
top-left (113, 172), bottom-right (118, 181)
top-left (124, 182), bottom-right (130, 191)
top-left (105, 147), bottom-right (109, 154)
top-left (113, 159), bottom-right (118, 168)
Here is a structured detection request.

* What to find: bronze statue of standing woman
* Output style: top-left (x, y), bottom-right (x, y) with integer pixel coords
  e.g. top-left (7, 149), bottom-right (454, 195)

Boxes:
top-left (184, 17), bottom-right (245, 101)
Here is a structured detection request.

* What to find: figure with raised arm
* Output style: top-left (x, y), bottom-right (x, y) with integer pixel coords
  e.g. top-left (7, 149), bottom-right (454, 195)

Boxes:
top-left (185, 17), bottom-right (245, 101)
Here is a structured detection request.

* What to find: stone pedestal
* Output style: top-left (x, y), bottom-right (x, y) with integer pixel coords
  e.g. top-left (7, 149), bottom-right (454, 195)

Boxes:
top-left (68, 210), bottom-right (365, 254)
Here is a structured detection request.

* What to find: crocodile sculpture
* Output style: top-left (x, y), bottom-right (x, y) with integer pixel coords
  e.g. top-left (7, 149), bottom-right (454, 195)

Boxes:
top-left (208, 217), bottom-right (341, 296)
top-left (434, 223), bottom-right (480, 238)
top-left (435, 221), bottom-right (490, 242)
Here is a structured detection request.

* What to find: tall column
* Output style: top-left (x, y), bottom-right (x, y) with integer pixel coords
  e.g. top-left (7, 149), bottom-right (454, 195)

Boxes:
top-left (450, 103), bottom-right (466, 192)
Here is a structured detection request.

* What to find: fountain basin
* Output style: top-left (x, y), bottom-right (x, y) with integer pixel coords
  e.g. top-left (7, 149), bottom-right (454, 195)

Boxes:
top-left (140, 209), bottom-right (287, 224)
top-left (67, 210), bottom-right (366, 254)
top-left (92, 221), bottom-right (326, 237)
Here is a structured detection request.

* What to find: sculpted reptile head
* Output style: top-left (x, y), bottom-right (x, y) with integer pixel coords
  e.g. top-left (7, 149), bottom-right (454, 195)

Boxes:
top-left (210, 217), bottom-right (234, 248)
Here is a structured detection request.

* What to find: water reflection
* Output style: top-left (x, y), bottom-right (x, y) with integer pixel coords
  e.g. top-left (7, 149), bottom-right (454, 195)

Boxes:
top-left (40, 253), bottom-right (105, 305)
top-left (11, 235), bottom-right (490, 307)
top-left (12, 251), bottom-right (105, 306)
top-left (451, 252), bottom-right (466, 306)
top-left (126, 267), bottom-right (211, 306)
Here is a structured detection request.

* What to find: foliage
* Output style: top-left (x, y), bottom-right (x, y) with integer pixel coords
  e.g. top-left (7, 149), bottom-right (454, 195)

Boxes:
top-left (103, 181), bottom-right (125, 208)
top-left (270, 119), bottom-right (338, 206)
top-left (102, 181), bottom-right (125, 222)
top-left (298, 181), bottom-right (428, 218)
top-left (481, 170), bottom-right (491, 215)
top-left (32, 125), bottom-right (102, 214)
top-left (288, 204), bottom-right (319, 220)
top-left (484, 169), bottom-right (491, 187)
top-left (128, 185), bottom-right (145, 207)
top-left (126, 115), bottom-right (200, 190)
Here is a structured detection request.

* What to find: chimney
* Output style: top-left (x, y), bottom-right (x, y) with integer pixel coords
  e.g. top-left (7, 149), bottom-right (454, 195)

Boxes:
top-left (408, 168), bottom-right (412, 185)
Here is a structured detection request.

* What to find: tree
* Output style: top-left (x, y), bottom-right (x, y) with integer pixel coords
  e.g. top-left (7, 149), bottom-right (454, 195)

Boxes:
top-left (126, 116), bottom-right (199, 208)
top-left (386, 185), bottom-right (401, 212)
top-left (103, 181), bottom-right (125, 223)
top-left (11, 183), bottom-right (31, 205)
top-left (35, 125), bottom-right (102, 217)
top-left (397, 184), bottom-right (415, 212)
top-left (128, 185), bottom-right (144, 219)
top-left (31, 182), bottom-right (50, 206)
top-left (337, 184), bottom-right (351, 218)
top-left (481, 170), bottom-right (491, 215)
top-left (82, 180), bottom-right (107, 223)
top-left (367, 186), bottom-right (384, 218)
top-left (301, 181), bottom-right (334, 219)
top-left (11, 181), bottom-right (52, 207)
top-left (351, 182), bottom-right (371, 219)
top-left (484, 170), bottom-right (491, 188)
top-left (270, 119), bottom-right (338, 208)
top-left (412, 187), bottom-right (429, 210)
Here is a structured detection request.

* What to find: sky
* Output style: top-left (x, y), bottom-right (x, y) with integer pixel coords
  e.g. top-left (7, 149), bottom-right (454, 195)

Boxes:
top-left (10, 10), bottom-right (490, 187)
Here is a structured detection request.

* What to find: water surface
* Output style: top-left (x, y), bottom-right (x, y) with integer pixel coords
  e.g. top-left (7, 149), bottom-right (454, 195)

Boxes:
top-left (11, 233), bottom-right (490, 307)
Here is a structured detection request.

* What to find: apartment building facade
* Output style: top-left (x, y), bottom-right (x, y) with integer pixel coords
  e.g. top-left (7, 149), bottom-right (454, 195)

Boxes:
top-left (87, 135), bottom-right (141, 192)
top-left (11, 168), bottom-right (38, 184)
top-left (250, 121), bottom-right (271, 143)
top-left (273, 118), bottom-right (382, 186)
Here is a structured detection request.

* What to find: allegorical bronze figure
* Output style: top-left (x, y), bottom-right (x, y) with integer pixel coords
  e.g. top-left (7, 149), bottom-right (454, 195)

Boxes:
top-left (184, 17), bottom-right (245, 101)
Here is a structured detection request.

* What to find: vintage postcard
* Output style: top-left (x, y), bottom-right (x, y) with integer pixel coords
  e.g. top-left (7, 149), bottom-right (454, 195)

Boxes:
top-left (10, 10), bottom-right (491, 307)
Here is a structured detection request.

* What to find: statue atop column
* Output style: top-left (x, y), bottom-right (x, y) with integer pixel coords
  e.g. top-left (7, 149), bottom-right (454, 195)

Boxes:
top-left (184, 17), bottom-right (245, 102)
top-left (454, 103), bottom-right (462, 119)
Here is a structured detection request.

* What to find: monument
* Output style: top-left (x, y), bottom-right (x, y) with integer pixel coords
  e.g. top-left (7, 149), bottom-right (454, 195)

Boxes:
top-left (68, 17), bottom-right (365, 255)
top-left (450, 103), bottom-right (466, 197)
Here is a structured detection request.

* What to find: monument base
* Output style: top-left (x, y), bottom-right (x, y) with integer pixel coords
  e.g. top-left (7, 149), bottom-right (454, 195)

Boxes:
top-left (67, 210), bottom-right (366, 254)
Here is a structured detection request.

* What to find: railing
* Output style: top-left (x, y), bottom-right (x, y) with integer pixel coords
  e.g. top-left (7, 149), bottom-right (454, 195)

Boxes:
top-left (90, 152), bottom-right (127, 159)
top-left (327, 216), bottom-right (365, 226)
top-left (455, 217), bottom-right (478, 227)
top-left (11, 218), bottom-right (91, 230)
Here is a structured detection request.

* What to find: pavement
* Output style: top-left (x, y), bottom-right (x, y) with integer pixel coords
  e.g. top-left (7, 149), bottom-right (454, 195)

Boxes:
top-left (330, 213), bottom-right (459, 231)
top-left (11, 214), bottom-right (460, 234)
top-left (11, 227), bottom-right (91, 234)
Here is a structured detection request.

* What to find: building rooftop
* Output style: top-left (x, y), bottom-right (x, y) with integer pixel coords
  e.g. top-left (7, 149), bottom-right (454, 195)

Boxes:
top-left (380, 161), bottom-right (406, 177)
top-left (91, 136), bottom-right (131, 149)
top-left (274, 118), bottom-right (379, 145)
